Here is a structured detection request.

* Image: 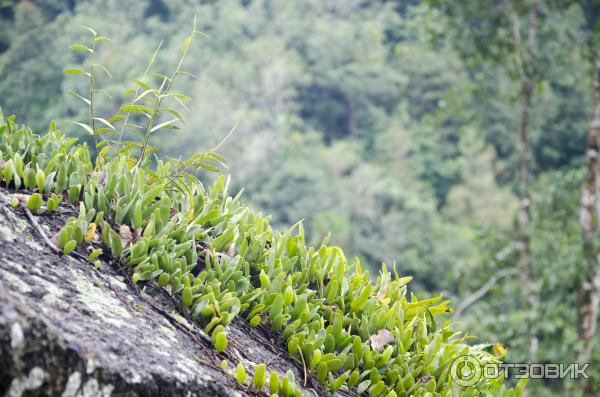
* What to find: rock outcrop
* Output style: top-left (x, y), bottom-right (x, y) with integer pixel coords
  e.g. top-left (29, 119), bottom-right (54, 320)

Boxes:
top-left (0, 188), bottom-right (341, 397)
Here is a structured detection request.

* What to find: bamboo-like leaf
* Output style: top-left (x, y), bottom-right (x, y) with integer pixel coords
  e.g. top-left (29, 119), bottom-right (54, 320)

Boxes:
top-left (68, 91), bottom-right (91, 106)
top-left (161, 92), bottom-right (192, 101)
top-left (64, 68), bottom-right (89, 76)
top-left (93, 117), bottom-right (115, 130)
top-left (95, 127), bottom-right (117, 135)
top-left (120, 140), bottom-right (143, 147)
top-left (173, 95), bottom-right (190, 111)
top-left (108, 115), bottom-right (126, 124)
top-left (124, 123), bottom-right (144, 130)
top-left (151, 72), bottom-right (171, 82)
top-left (134, 79), bottom-right (151, 90)
top-left (68, 121), bottom-right (94, 135)
top-left (118, 103), bottom-right (153, 115)
top-left (90, 88), bottom-right (113, 100)
top-left (82, 26), bottom-right (97, 36)
top-left (180, 35), bottom-right (193, 53)
top-left (133, 89), bottom-right (157, 103)
top-left (123, 88), bottom-right (137, 97)
top-left (198, 162), bottom-right (219, 172)
top-left (176, 70), bottom-right (199, 79)
top-left (206, 151), bottom-right (227, 163)
top-left (92, 64), bottom-right (113, 78)
top-left (159, 108), bottom-right (185, 124)
top-left (150, 119), bottom-right (178, 133)
top-left (69, 44), bottom-right (93, 53)
top-left (193, 30), bottom-right (210, 38)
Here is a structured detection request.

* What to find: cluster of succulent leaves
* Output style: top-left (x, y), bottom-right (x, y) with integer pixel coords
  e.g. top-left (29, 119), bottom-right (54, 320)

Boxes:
top-left (0, 25), bottom-right (526, 397)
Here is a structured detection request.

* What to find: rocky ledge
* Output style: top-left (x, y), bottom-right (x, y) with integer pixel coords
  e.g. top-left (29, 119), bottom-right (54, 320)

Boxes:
top-left (0, 187), bottom-right (347, 397)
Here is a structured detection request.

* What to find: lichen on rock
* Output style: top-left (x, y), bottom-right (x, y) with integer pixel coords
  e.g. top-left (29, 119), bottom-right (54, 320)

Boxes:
top-left (0, 188), bottom-right (324, 396)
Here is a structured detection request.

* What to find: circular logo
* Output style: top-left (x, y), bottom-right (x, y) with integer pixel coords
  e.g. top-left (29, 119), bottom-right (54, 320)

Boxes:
top-left (450, 355), bottom-right (482, 387)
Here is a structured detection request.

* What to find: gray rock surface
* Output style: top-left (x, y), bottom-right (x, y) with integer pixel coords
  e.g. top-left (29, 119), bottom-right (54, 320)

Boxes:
top-left (0, 188), bottom-right (342, 397)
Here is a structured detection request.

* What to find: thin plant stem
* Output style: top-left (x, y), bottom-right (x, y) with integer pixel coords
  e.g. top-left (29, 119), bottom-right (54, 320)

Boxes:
top-left (89, 38), bottom-right (98, 159)
top-left (118, 41), bottom-right (163, 143)
top-left (135, 18), bottom-right (198, 170)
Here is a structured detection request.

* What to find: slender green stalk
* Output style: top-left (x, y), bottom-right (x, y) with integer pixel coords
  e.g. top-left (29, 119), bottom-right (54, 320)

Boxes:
top-left (89, 38), bottom-right (98, 157)
top-left (135, 37), bottom-right (194, 170)
top-left (134, 16), bottom-right (200, 170)
top-left (118, 41), bottom-right (163, 143)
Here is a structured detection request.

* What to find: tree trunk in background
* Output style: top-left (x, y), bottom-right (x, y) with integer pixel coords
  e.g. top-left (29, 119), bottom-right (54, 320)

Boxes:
top-left (509, 0), bottom-right (538, 363)
top-left (347, 97), bottom-right (357, 138)
top-left (576, 41), bottom-right (600, 397)
top-left (517, 75), bottom-right (536, 361)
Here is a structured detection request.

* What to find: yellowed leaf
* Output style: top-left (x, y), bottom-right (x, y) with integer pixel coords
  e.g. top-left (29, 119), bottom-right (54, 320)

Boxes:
top-left (84, 222), bottom-right (96, 242)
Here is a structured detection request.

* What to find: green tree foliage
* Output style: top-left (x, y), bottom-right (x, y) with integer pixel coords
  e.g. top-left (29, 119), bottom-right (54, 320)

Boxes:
top-left (429, 0), bottom-right (594, 179)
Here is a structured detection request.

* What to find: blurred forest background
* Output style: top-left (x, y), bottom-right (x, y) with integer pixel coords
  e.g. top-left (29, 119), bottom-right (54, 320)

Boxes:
top-left (1, 0), bottom-right (600, 395)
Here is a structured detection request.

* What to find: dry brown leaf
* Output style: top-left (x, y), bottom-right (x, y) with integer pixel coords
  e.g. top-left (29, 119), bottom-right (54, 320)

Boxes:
top-left (91, 171), bottom-right (107, 184)
top-left (370, 329), bottom-right (395, 350)
top-left (227, 243), bottom-right (235, 258)
top-left (418, 374), bottom-right (432, 384)
top-left (119, 224), bottom-right (134, 246)
top-left (49, 232), bottom-right (59, 247)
